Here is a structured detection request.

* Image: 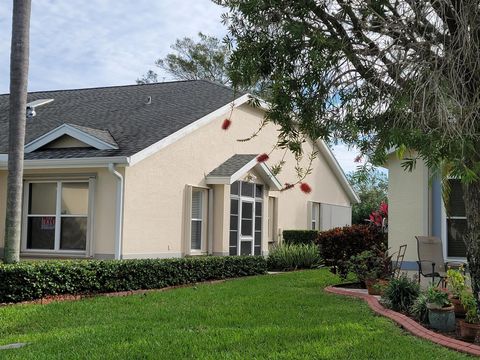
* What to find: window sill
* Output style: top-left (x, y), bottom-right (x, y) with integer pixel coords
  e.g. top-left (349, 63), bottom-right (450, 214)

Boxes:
top-left (188, 250), bottom-right (207, 256)
top-left (21, 250), bottom-right (89, 259)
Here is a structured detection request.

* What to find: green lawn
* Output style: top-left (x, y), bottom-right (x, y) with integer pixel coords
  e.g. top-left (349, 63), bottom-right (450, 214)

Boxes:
top-left (0, 269), bottom-right (470, 359)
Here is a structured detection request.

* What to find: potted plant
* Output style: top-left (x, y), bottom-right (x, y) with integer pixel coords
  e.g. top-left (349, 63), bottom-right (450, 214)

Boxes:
top-left (425, 286), bottom-right (456, 332)
top-left (446, 266), bottom-right (467, 317)
top-left (348, 249), bottom-right (393, 295)
top-left (457, 290), bottom-right (480, 342)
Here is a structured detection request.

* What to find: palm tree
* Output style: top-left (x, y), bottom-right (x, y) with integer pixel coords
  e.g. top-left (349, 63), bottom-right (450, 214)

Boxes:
top-left (4, 0), bottom-right (32, 263)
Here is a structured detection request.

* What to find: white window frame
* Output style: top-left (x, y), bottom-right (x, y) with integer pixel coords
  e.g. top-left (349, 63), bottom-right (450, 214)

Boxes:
top-left (190, 188), bottom-right (207, 254)
top-left (311, 202), bottom-right (320, 230)
top-left (21, 178), bottom-right (95, 256)
top-left (440, 178), bottom-right (467, 261)
top-left (230, 181), bottom-right (263, 256)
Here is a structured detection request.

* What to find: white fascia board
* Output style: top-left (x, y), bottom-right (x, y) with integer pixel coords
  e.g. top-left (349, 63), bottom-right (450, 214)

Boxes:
top-left (128, 94), bottom-right (253, 166)
top-left (0, 154), bottom-right (129, 169)
top-left (258, 163), bottom-right (283, 191)
top-left (315, 140), bottom-right (361, 204)
top-left (24, 124), bottom-right (118, 153)
top-left (230, 157), bottom-right (260, 183)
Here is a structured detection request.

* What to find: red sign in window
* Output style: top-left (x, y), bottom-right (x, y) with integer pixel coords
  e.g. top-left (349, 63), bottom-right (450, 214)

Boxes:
top-left (41, 216), bottom-right (55, 230)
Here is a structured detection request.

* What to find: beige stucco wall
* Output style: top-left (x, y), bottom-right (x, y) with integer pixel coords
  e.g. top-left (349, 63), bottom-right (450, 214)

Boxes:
top-left (45, 135), bottom-right (91, 149)
top-left (0, 167), bottom-right (120, 258)
top-left (122, 103), bottom-right (353, 258)
top-left (386, 154), bottom-right (430, 262)
top-left (0, 103), bottom-right (353, 260)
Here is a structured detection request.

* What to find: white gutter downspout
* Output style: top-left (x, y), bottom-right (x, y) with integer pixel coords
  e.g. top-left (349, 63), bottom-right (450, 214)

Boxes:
top-left (108, 164), bottom-right (124, 260)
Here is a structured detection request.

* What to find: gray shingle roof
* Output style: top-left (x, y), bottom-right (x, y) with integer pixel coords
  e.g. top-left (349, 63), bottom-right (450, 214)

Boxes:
top-left (67, 123), bottom-right (118, 148)
top-left (207, 154), bottom-right (257, 177)
top-left (0, 80), bottom-right (238, 159)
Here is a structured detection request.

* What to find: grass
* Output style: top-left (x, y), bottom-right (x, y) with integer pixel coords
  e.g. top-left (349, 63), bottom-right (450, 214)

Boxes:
top-left (0, 269), bottom-right (471, 359)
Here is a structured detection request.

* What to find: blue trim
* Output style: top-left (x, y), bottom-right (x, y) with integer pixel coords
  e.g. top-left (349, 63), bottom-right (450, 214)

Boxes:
top-left (400, 261), bottom-right (419, 271)
top-left (431, 176), bottom-right (442, 238)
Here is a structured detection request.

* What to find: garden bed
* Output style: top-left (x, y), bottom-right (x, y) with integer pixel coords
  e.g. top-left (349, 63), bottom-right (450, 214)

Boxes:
top-left (326, 284), bottom-right (480, 357)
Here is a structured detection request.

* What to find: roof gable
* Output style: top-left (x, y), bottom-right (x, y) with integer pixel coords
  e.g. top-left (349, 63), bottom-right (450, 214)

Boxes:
top-left (43, 134), bottom-right (92, 149)
top-left (24, 123), bottom-right (118, 153)
top-left (205, 154), bottom-right (282, 191)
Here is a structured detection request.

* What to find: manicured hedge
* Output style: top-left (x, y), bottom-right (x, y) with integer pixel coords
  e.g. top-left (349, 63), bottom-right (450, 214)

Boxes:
top-left (0, 256), bottom-right (267, 304)
top-left (316, 224), bottom-right (387, 278)
top-left (283, 230), bottom-right (318, 245)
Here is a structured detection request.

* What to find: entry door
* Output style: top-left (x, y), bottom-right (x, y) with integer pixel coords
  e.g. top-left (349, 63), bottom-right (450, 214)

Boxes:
top-left (240, 199), bottom-right (254, 255)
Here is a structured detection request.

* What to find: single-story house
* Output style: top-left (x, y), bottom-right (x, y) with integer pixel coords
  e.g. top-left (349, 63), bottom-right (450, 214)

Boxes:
top-left (386, 153), bottom-right (466, 269)
top-left (0, 80), bottom-right (359, 260)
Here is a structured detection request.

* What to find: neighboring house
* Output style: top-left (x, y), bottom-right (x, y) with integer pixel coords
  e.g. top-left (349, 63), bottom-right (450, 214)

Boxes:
top-left (0, 80), bottom-right (358, 260)
top-left (386, 153), bottom-right (465, 269)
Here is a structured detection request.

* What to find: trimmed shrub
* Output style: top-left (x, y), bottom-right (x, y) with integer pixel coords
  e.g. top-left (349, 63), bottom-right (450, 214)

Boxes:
top-left (283, 230), bottom-right (318, 245)
top-left (316, 224), bottom-right (387, 278)
top-left (267, 243), bottom-right (322, 271)
top-left (0, 256), bottom-right (267, 304)
top-left (347, 249), bottom-right (393, 283)
top-left (382, 274), bottom-right (420, 313)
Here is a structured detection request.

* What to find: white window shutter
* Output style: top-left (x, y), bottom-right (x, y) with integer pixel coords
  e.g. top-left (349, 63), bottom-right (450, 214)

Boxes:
top-left (307, 201), bottom-right (313, 230)
top-left (184, 185), bottom-right (193, 255)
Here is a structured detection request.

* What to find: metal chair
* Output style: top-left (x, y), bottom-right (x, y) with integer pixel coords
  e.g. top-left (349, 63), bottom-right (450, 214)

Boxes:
top-left (415, 236), bottom-right (464, 286)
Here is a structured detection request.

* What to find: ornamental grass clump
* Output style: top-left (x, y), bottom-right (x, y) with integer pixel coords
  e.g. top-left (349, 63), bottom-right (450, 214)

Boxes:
top-left (382, 274), bottom-right (420, 313)
top-left (267, 243), bottom-right (322, 271)
top-left (411, 292), bottom-right (429, 324)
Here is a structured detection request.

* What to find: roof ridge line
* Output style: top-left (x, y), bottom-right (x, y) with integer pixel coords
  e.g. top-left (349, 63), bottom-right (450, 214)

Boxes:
top-left (0, 79), bottom-right (213, 97)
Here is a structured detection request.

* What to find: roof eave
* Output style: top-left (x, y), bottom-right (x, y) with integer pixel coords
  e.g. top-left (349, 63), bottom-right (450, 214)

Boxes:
top-left (0, 154), bottom-right (130, 170)
top-left (24, 123), bottom-right (119, 153)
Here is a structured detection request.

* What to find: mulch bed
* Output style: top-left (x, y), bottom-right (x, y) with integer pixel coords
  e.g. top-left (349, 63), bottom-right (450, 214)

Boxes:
top-left (325, 284), bottom-right (480, 357)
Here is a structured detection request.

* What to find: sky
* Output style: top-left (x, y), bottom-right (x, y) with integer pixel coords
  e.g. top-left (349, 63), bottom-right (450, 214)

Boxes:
top-left (0, 0), bottom-right (363, 174)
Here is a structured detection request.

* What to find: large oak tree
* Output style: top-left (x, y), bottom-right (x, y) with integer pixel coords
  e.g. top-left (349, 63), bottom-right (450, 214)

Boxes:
top-left (214, 0), bottom-right (480, 305)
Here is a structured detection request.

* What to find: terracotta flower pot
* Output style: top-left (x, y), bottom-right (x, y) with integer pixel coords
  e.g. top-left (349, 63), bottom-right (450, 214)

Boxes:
top-left (458, 320), bottom-right (480, 342)
top-left (365, 279), bottom-right (389, 296)
top-left (449, 296), bottom-right (467, 318)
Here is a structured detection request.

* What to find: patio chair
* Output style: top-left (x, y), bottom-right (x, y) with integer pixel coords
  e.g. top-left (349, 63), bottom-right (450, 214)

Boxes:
top-left (415, 236), bottom-right (464, 286)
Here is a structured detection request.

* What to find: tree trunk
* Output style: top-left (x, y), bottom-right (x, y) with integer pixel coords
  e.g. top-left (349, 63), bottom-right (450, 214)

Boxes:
top-left (463, 179), bottom-right (480, 310)
top-left (4, 0), bottom-right (32, 263)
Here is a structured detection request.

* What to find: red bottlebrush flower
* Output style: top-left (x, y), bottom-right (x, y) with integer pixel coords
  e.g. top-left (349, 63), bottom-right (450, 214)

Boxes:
top-left (221, 118), bottom-right (231, 130)
top-left (282, 183), bottom-right (295, 191)
top-left (300, 182), bottom-right (312, 194)
top-left (256, 153), bottom-right (269, 163)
